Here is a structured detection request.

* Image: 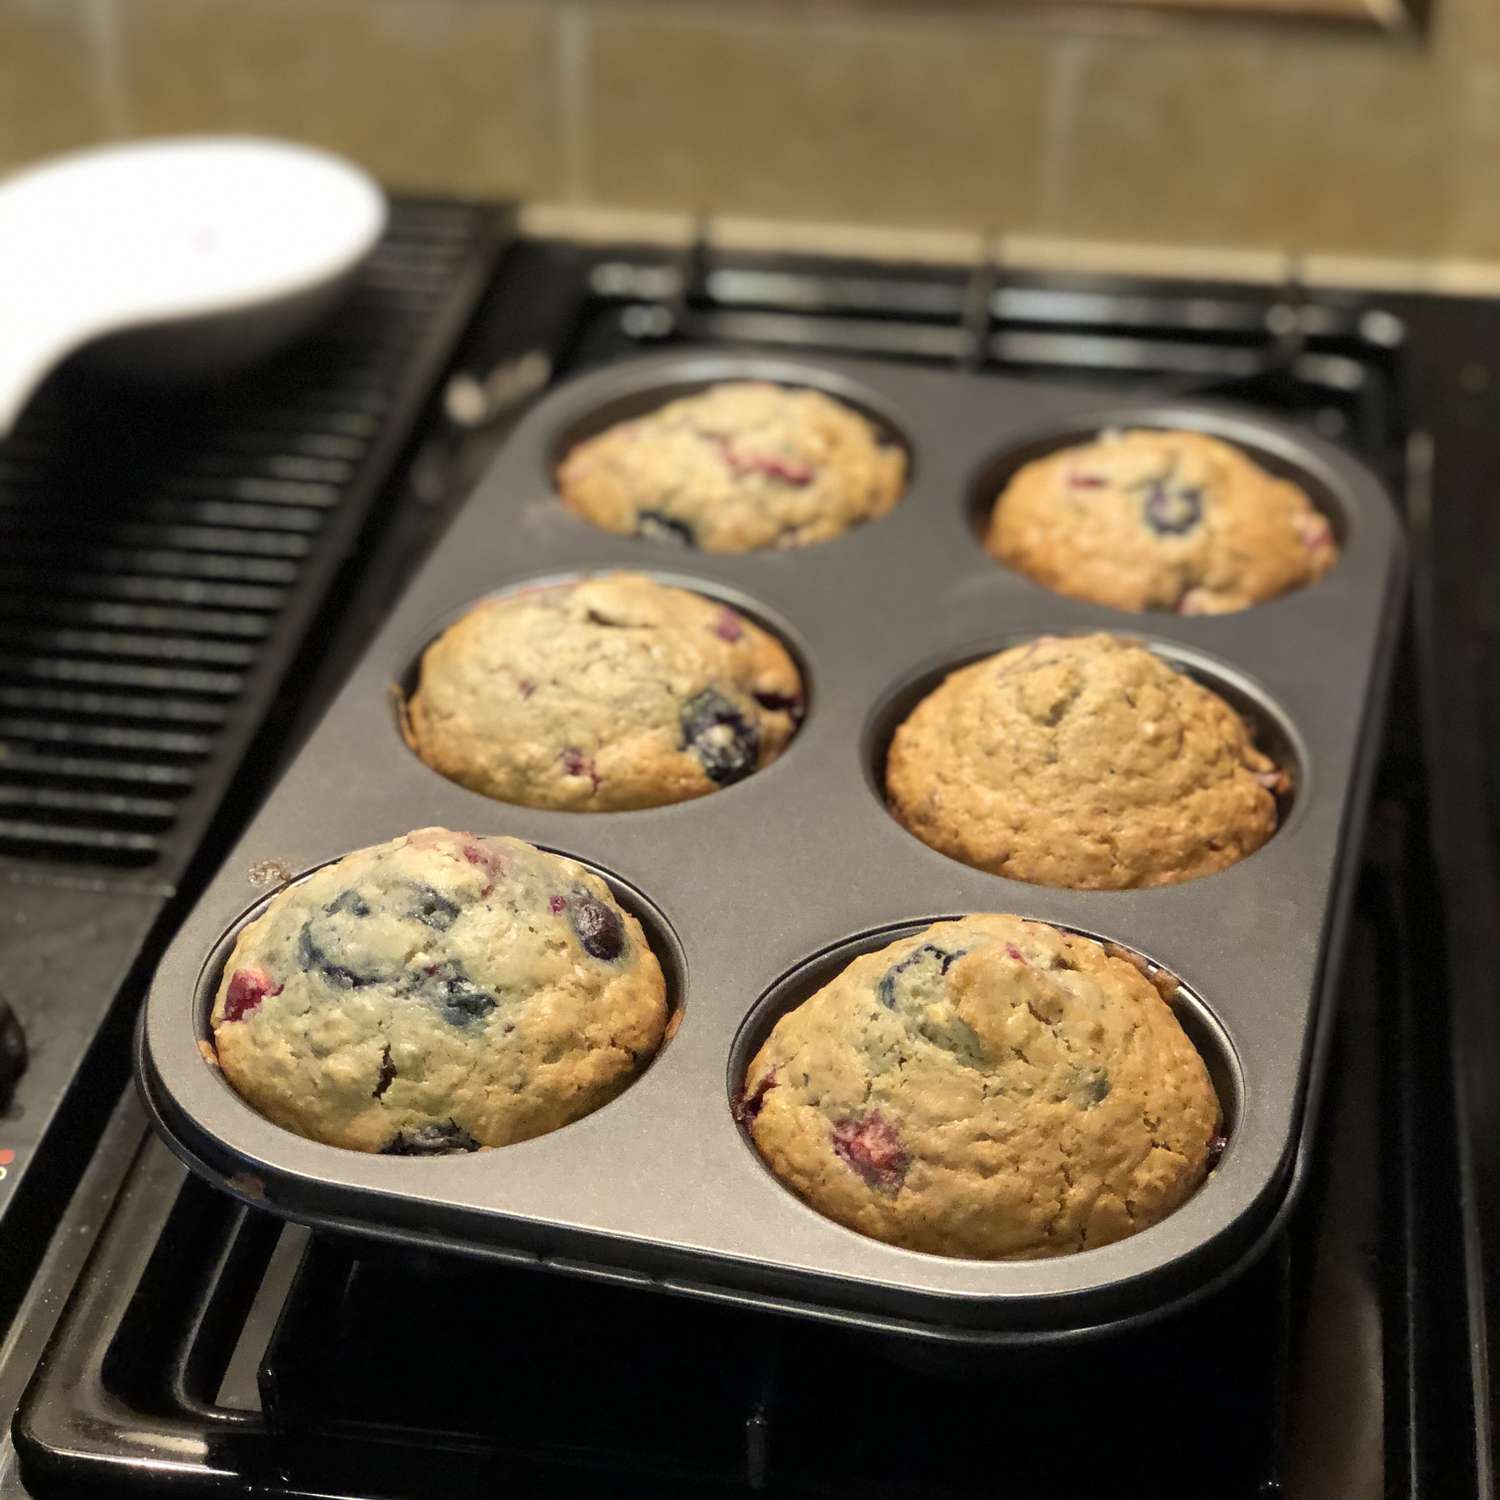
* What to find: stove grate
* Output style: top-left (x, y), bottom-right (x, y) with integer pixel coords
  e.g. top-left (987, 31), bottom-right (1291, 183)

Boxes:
top-left (0, 199), bottom-right (506, 877)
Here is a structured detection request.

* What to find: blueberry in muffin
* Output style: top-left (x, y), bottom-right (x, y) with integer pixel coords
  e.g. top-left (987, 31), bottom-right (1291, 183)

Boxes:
top-left (209, 828), bottom-right (668, 1152)
top-left (985, 428), bottom-right (1337, 614)
top-left (739, 915), bottom-right (1222, 1259)
top-left (404, 573), bottom-right (804, 812)
top-left (557, 381), bottom-right (905, 553)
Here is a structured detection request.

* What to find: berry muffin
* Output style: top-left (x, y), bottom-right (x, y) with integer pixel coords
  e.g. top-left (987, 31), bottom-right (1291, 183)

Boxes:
top-left (886, 634), bottom-right (1284, 890)
top-left (209, 828), bottom-right (668, 1153)
top-left (985, 428), bottom-right (1338, 614)
top-left (556, 381), bottom-right (905, 553)
top-left (404, 573), bottom-right (803, 811)
top-left (738, 915), bottom-right (1222, 1259)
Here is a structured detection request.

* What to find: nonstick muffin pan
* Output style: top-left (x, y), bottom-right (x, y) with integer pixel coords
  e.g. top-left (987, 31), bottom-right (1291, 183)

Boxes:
top-left (139, 349), bottom-right (1406, 1346)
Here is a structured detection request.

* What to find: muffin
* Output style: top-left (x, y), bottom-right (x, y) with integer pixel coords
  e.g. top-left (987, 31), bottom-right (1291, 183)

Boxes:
top-left (556, 381), bottom-right (905, 552)
top-left (985, 428), bottom-right (1338, 614)
top-left (209, 827), bottom-right (668, 1153)
top-left (738, 915), bottom-right (1222, 1259)
top-left (404, 573), bottom-right (803, 811)
top-left (886, 634), bottom-right (1283, 889)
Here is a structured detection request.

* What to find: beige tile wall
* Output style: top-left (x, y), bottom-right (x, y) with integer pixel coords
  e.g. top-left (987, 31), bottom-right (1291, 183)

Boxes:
top-left (0, 0), bottom-right (115, 163)
top-left (1, 0), bottom-right (1495, 263)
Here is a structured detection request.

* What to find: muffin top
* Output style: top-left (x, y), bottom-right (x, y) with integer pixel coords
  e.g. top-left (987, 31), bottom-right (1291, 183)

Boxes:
top-left (985, 428), bottom-right (1338, 614)
top-left (210, 828), bottom-right (667, 1153)
top-left (739, 915), bottom-right (1222, 1259)
top-left (556, 381), bottom-right (905, 553)
top-left (404, 573), bottom-right (803, 812)
top-left (886, 633), bottom-right (1283, 889)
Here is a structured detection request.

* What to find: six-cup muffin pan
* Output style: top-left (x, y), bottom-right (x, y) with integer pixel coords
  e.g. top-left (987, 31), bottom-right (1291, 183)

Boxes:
top-left (138, 349), bottom-right (1407, 1346)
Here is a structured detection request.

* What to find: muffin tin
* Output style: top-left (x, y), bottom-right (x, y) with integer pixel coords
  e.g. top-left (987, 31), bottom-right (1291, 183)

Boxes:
top-left (138, 349), bottom-right (1406, 1346)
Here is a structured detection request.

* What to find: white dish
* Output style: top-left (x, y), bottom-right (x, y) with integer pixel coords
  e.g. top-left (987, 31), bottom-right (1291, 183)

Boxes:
top-left (0, 136), bottom-right (388, 435)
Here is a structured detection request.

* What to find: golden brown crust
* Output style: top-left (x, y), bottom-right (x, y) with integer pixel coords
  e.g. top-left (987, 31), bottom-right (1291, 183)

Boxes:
top-left (742, 915), bottom-right (1221, 1259)
top-left (557, 381), bottom-right (905, 553)
top-left (985, 428), bottom-right (1338, 614)
top-left (406, 573), bottom-right (803, 812)
top-left (886, 634), bottom-right (1280, 890)
top-left (210, 829), bottom-right (668, 1153)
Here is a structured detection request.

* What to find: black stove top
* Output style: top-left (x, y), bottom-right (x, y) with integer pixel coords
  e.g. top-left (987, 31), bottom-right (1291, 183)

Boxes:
top-left (0, 197), bottom-right (507, 1327)
top-left (0, 208), bottom-right (1491, 1498)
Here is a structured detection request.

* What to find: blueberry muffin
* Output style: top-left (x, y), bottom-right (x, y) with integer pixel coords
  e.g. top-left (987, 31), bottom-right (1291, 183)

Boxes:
top-left (209, 828), bottom-right (668, 1153)
top-left (985, 428), bottom-right (1338, 614)
top-left (886, 634), bottom-right (1284, 889)
top-left (556, 382), bottom-right (905, 553)
top-left (404, 573), bottom-right (803, 811)
top-left (739, 915), bottom-right (1222, 1259)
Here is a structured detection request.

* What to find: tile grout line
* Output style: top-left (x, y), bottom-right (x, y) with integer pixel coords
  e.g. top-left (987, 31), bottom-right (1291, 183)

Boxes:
top-left (516, 198), bottom-right (1500, 295)
top-left (1037, 34), bottom-right (1091, 236)
top-left (554, 4), bottom-right (592, 205)
top-left (83, 0), bottom-right (129, 142)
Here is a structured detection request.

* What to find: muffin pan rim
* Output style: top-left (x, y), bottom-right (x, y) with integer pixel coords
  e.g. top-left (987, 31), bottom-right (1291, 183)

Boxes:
top-left (132, 1002), bottom-right (1309, 1352)
top-left (144, 859), bottom-right (1287, 1321)
top-left (139, 346), bottom-right (1407, 1343)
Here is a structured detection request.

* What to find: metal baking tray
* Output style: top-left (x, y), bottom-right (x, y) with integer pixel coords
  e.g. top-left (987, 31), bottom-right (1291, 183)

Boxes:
top-left (138, 348), bottom-right (1406, 1346)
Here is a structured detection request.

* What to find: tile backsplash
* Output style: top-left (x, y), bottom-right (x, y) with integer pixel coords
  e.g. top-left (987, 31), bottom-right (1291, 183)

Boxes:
top-left (2, 0), bottom-right (1497, 264)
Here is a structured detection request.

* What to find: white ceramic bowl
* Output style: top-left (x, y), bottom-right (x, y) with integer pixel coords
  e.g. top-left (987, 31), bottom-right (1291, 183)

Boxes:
top-left (0, 136), bottom-right (388, 434)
